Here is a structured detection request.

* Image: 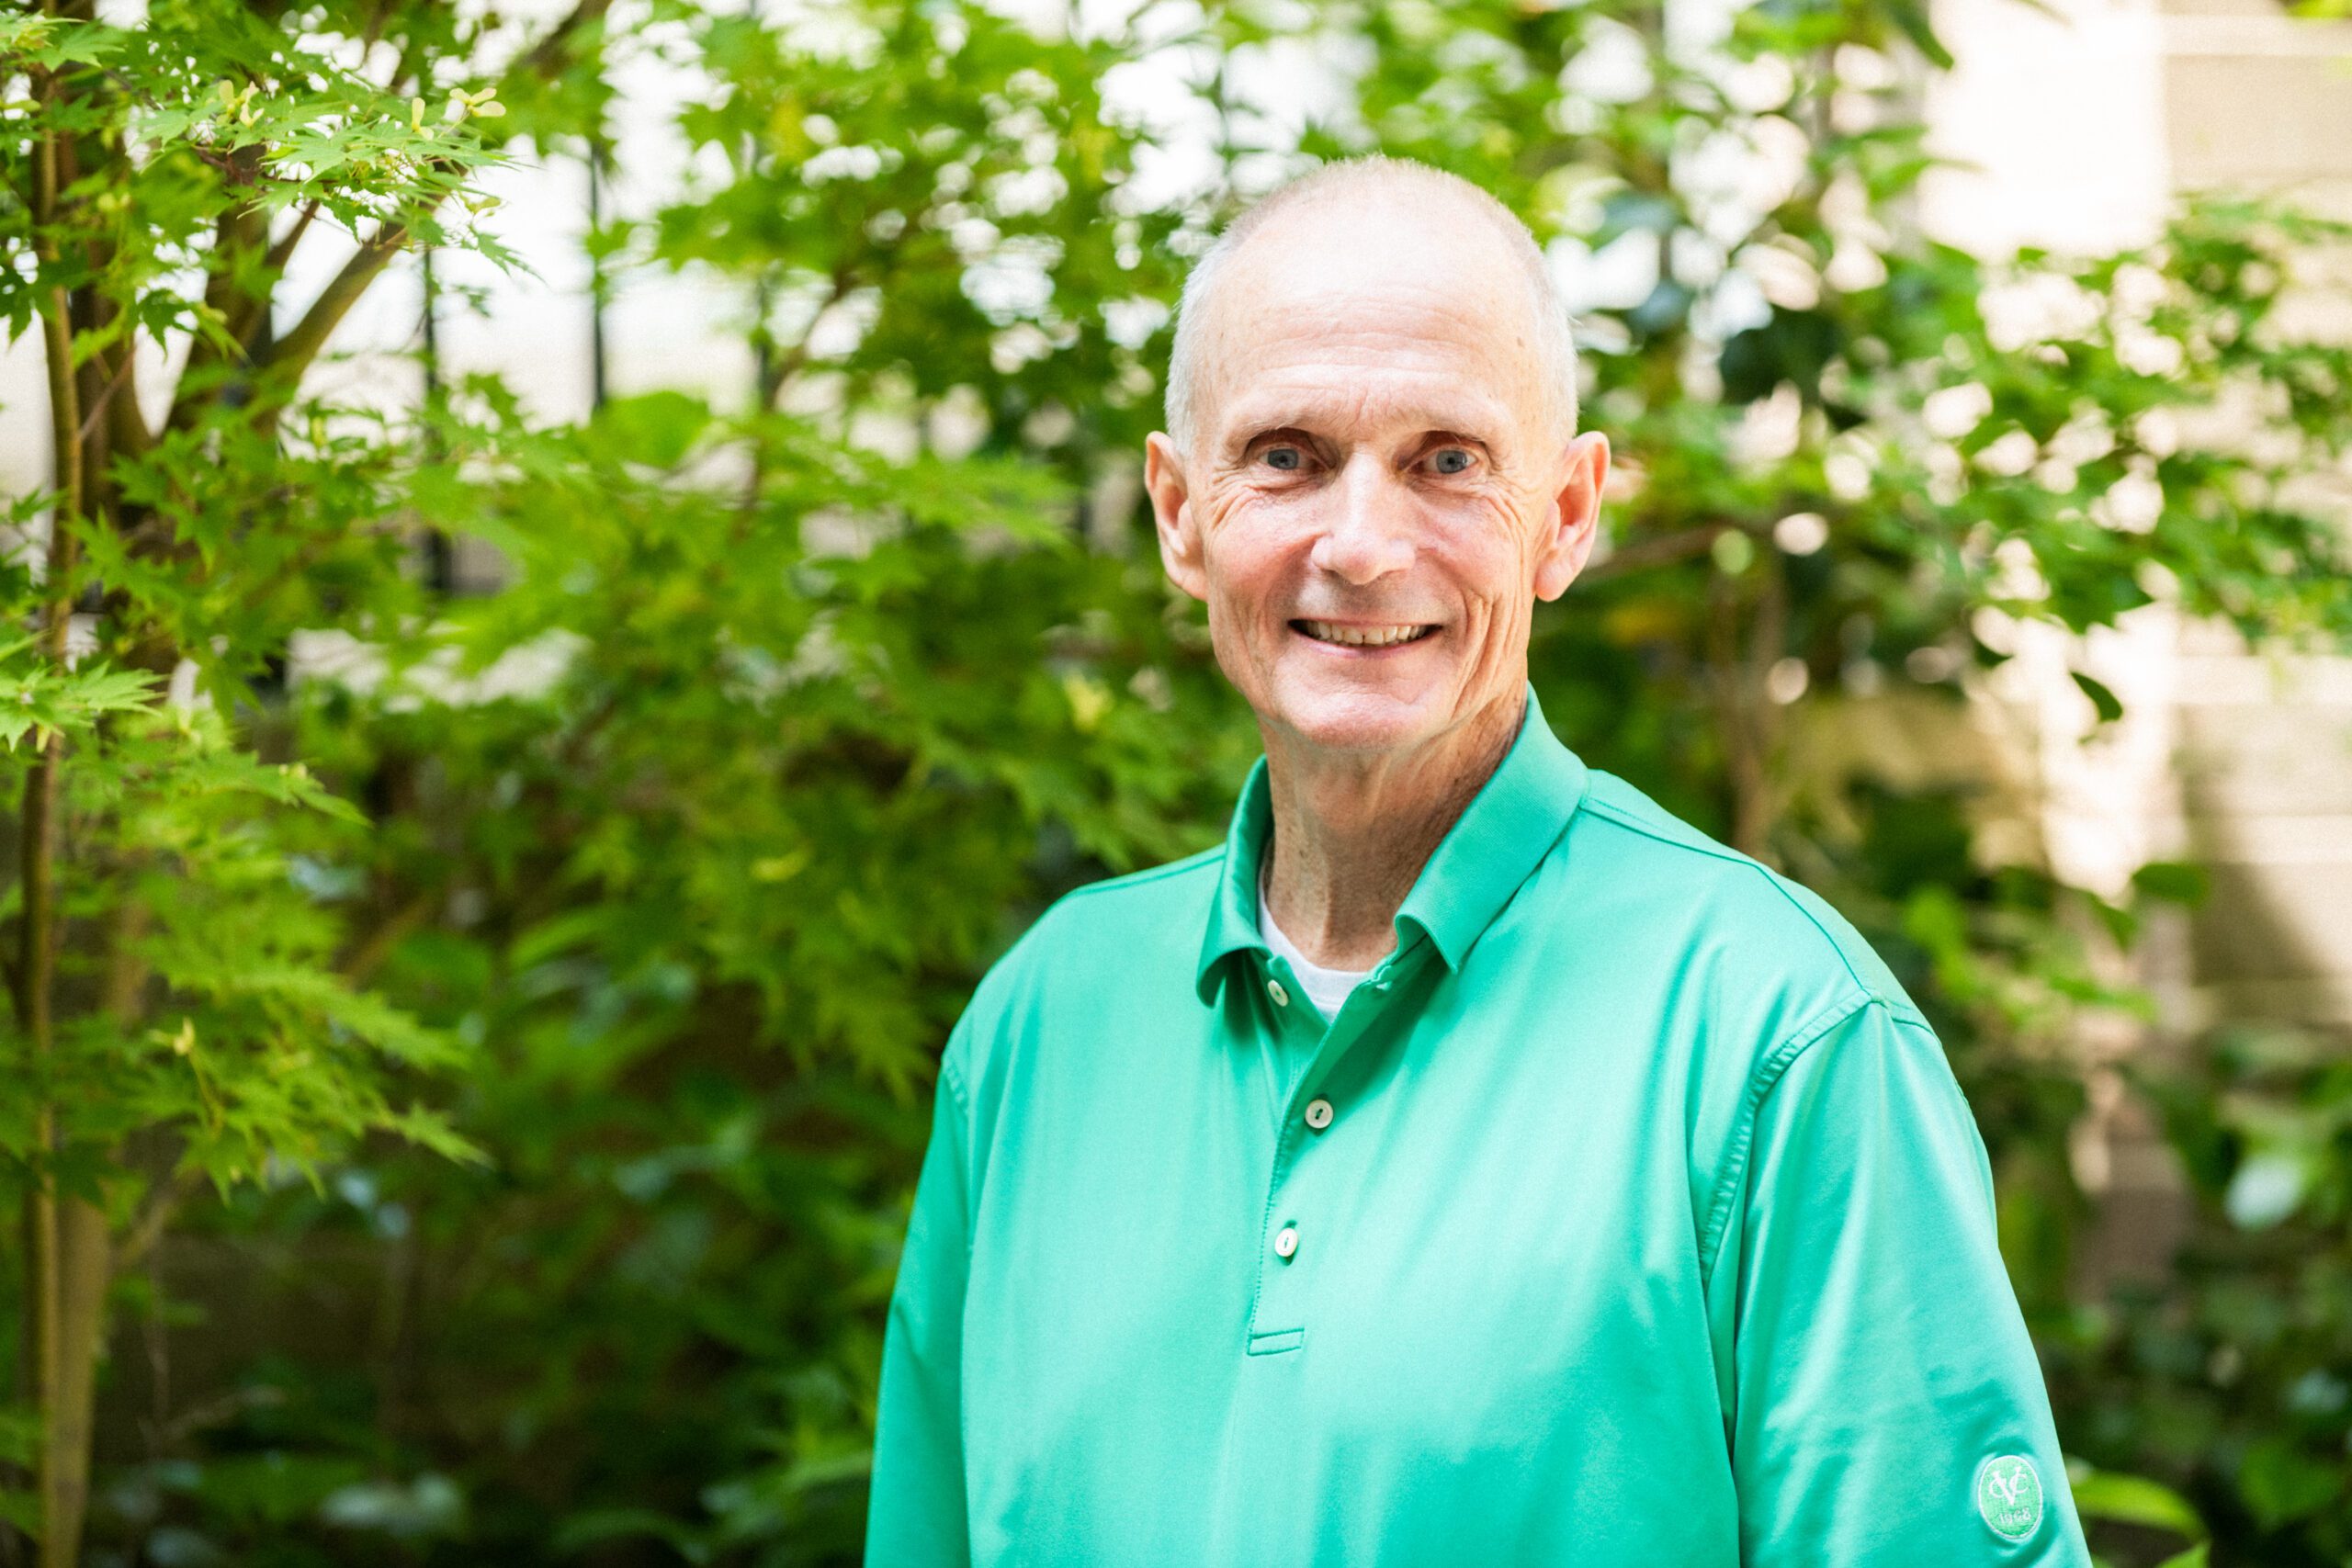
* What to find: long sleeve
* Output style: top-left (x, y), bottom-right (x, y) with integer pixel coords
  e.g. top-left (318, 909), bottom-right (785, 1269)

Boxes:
top-left (1715, 995), bottom-right (2093, 1565)
top-left (865, 1051), bottom-right (974, 1567)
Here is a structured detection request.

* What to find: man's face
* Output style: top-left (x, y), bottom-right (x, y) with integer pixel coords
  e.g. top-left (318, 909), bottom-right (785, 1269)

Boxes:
top-left (1146, 197), bottom-right (1608, 761)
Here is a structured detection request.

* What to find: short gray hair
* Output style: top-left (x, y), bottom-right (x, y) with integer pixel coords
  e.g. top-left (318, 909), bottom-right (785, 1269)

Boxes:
top-left (1163, 154), bottom-right (1578, 457)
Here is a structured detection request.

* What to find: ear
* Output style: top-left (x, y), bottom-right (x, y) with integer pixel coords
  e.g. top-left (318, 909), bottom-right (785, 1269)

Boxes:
top-left (1146, 432), bottom-right (1209, 604)
top-left (1532, 430), bottom-right (1609, 603)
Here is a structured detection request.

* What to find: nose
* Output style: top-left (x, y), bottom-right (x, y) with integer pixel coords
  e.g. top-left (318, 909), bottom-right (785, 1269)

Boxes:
top-left (1308, 451), bottom-right (1416, 585)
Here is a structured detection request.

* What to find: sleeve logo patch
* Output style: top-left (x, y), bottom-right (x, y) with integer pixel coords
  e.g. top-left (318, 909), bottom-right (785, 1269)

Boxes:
top-left (1974, 1454), bottom-right (2043, 1540)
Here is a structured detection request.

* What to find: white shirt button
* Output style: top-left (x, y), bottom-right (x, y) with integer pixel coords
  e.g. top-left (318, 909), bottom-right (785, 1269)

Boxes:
top-left (1267, 977), bottom-right (1290, 1008)
top-left (1304, 1098), bottom-right (1334, 1130)
top-left (1273, 1225), bottom-right (1299, 1259)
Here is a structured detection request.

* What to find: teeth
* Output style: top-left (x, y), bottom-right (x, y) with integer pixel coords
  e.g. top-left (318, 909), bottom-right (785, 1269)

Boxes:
top-left (1298, 620), bottom-right (1433, 648)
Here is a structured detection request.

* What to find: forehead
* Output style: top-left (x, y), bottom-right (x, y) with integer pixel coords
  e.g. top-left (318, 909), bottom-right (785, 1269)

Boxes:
top-left (1201, 202), bottom-right (1546, 446)
top-left (1216, 351), bottom-right (1521, 446)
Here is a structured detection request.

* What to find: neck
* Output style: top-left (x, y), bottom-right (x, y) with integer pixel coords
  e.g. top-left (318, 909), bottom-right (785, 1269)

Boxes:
top-left (1260, 686), bottom-right (1526, 971)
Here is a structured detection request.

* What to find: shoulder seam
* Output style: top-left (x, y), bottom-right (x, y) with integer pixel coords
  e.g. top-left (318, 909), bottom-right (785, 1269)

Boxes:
top-left (937, 1046), bottom-right (972, 1119)
top-left (1057, 843), bottom-right (1224, 900)
top-left (933, 1050), bottom-right (976, 1263)
top-left (1694, 986), bottom-right (1880, 1293)
top-left (1579, 795), bottom-right (1882, 1000)
top-left (1889, 1008), bottom-right (1940, 1038)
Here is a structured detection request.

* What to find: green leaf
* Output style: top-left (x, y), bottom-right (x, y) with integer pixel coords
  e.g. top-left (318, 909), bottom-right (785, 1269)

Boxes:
top-left (2071, 670), bottom-right (2124, 726)
top-left (2068, 1468), bottom-right (2205, 1539)
top-left (1883, 0), bottom-right (1956, 67)
top-left (594, 391), bottom-right (714, 469)
top-left (2239, 1437), bottom-right (2344, 1530)
top-left (2130, 861), bottom-right (2211, 908)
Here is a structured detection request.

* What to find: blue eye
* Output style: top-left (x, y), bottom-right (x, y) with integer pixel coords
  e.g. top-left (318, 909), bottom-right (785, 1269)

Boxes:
top-left (1264, 446), bottom-right (1303, 471)
top-left (1432, 447), bottom-right (1472, 475)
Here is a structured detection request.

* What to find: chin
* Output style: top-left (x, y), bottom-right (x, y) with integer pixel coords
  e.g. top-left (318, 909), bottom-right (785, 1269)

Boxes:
top-left (1267, 682), bottom-right (1441, 754)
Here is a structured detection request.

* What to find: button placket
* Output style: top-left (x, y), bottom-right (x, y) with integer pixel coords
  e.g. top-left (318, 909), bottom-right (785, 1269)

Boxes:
top-left (1245, 935), bottom-right (1430, 1355)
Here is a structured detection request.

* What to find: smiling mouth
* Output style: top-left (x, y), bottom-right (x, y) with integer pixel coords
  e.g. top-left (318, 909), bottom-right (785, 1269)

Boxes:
top-left (1292, 619), bottom-right (1440, 649)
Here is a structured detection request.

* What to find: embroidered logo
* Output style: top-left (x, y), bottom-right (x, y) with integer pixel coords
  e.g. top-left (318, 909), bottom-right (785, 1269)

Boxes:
top-left (1974, 1454), bottom-right (2043, 1540)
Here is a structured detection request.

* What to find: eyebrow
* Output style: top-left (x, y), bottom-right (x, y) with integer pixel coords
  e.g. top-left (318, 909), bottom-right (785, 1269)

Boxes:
top-left (1219, 399), bottom-right (1516, 457)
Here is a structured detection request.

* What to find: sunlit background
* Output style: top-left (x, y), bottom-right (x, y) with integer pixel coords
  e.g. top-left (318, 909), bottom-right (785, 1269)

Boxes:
top-left (3, 0), bottom-right (2349, 1562)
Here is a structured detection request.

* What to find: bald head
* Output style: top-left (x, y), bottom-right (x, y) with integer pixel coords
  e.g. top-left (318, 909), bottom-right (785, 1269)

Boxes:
top-left (1163, 156), bottom-right (1578, 458)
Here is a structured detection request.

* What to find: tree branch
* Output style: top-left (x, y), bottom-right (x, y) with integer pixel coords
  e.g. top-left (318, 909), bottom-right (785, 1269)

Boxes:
top-left (167, 0), bottom-right (616, 435)
top-left (262, 197), bottom-right (321, 275)
top-left (251, 220), bottom-right (412, 397)
top-left (341, 883), bottom-right (442, 988)
top-left (170, 198), bottom-right (271, 430)
top-left (113, 1168), bottom-right (198, 1278)
top-left (107, 344), bottom-right (152, 461)
top-left (74, 343), bottom-right (140, 452)
top-left (517, 0), bottom-right (615, 77)
top-left (168, 217), bottom-right (417, 437)
top-left (1579, 524), bottom-right (1724, 583)
top-left (22, 24), bottom-right (85, 1564)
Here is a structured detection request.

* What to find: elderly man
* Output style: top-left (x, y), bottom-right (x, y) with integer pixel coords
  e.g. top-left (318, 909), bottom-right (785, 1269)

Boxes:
top-left (865, 155), bottom-right (2092, 1566)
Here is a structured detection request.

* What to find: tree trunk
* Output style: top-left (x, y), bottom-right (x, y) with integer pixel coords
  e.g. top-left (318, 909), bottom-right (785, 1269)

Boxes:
top-left (22, 8), bottom-right (90, 1557)
top-left (40, 1204), bottom-right (108, 1568)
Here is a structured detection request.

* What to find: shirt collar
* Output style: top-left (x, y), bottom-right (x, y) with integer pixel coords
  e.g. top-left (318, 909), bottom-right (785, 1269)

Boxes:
top-left (1193, 682), bottom-right (1592, 1005)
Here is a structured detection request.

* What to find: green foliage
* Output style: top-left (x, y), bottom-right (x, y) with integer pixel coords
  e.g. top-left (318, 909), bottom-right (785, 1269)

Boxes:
top-left (0, 0), bottom-right (571, 1561)
top-left (3, 0), bottom-right (2348, 1563)
top-left (0, 0), bottom-right (513, 1108)
top-left (2052, 1021), bottom-right (2352, 1564)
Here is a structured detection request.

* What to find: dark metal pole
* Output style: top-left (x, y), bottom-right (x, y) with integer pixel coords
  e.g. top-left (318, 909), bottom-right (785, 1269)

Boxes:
top-left (587, 141), bottom-right (609, 412)
top-left (747, 0), bottom-right (774, 411)
top-left (420, 246), bottom-right (454, 593)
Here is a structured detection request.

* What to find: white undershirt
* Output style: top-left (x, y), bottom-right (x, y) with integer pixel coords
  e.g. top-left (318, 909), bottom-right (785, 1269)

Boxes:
top-left (1257, 862), bottom-right (1375, 1021)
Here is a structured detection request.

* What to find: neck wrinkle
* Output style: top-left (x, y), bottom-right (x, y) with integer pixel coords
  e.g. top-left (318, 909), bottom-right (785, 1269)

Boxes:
top-left (1259, 685), bottom-right (1525, 971)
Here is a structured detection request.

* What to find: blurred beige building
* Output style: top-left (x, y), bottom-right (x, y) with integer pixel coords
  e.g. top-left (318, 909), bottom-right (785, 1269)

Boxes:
top-left (1928, 0), bottom-right (2352, 1276)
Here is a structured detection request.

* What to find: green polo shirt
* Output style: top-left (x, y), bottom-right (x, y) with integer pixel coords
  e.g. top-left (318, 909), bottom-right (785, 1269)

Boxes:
top-left (866, 683), bottom-right (2092, 1566)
